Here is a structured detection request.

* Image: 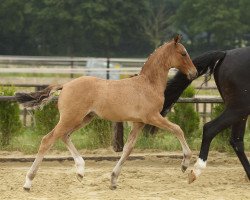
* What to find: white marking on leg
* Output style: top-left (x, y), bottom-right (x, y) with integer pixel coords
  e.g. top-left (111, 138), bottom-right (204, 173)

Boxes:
top-left (23, 176), bottom-right (32, 189)
top-left (63, 135), bottom-right (85, 177)
top-left (193, 158), bottom-right (207, 177)
top-left (74, 156), bottom-right (85, 176)
top-left (23, 155), bottom-right (43, 189)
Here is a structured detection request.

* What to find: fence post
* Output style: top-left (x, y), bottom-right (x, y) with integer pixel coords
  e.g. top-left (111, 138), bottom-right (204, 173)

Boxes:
top-left (70, 59), bottom-right (74, 78)
top-left (106, 57), bottom-right (110, 80)
top-left (203, 103), bottom-right (207, 123)
top-left (112, 122), bottom-right (124, 152)
top-left (23, 108), bottom-right (27, 127)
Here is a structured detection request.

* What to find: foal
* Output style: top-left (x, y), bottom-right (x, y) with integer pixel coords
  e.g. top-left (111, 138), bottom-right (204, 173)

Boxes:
top-left (16, 35), bottom-right (197, 190)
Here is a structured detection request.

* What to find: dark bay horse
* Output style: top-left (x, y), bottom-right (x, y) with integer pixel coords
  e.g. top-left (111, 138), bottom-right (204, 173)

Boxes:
top-left (114, 47), bottom-right (250, 183)
top-left (15, 35), bottom-right (197, 190)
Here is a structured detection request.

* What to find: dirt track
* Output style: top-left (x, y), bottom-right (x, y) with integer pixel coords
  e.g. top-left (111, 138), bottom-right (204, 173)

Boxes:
top-left (0, 151), bottom-right (250, 200)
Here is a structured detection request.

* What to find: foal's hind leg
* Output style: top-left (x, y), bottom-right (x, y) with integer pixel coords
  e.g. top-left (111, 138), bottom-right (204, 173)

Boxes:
top-left (110, 122), bottom-right (144, 189)
top-left (23, 119), bottom-right (81, 191)
top-left (230, 117), bottom-right (250, 180)
top-left (61, 114), bottom-right (94, 181)
top-left (148, 113), bottom-right (192, 172)
top-left (23, 128), bottom-right (58, 190)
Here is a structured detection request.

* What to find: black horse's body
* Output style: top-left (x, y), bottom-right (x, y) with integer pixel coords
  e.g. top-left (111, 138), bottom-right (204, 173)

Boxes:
top-left (113, 47), bottom-right (250, 180)
top-left (162, 47), bottom-right (250, 180)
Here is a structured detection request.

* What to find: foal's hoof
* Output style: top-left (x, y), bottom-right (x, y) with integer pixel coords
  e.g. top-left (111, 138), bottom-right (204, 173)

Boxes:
top-left (109, 185), bottom-right (117, 190)
top-left (188, 170), bottom-right (196, 184)
top-left (77, 174), bottom-right (83, 182)
top-left (181, 165), bottom-right (188, 173)
top-left (23, 187), bottom-right (30, 192)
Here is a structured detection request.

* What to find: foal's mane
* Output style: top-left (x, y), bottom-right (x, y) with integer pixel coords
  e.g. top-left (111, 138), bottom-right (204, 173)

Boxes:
top-left (140, 41), bottom-right (172, 75)
top-left (139, 41), bottom-right (174, 85)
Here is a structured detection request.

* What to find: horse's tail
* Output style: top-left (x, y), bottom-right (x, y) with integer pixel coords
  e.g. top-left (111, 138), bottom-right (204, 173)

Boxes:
top-left (15, 84), bottom-right (63, 108)
top-left (143, 50), bottom-right (226, 134)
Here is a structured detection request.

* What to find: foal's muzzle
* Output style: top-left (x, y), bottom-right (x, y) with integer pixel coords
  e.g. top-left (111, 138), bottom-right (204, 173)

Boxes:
top-left (187, 69), bottom-right (198, 80)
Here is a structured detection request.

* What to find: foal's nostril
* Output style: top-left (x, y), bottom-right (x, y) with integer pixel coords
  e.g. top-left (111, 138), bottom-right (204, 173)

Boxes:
top-left (188, 70), bottom-right (198, 80)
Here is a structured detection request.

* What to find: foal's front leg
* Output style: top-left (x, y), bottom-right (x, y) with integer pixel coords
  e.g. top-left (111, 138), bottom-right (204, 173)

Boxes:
top-left (148, 113), bottom-right (192, 172)
top-left (110, 122), bottom-right (144, 190)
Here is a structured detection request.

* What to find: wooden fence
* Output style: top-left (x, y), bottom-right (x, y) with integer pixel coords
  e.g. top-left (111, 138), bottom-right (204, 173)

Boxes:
top-left (0, 55), bottom-right (219, 124)
top-left (0, 55), bottom-right (213, 82)
top-left (0, 96), bottom-right (223, 126)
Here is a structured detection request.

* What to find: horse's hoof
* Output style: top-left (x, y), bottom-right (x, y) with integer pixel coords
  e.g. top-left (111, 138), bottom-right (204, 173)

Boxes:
top-left (245, 175), bottom-right (250, 182)
top-left (109, 185), bottom-right (117, 190)
top-left (181, 165), bottom-right (188, 173)
top-left (23, 187), bottom-right (30, 192)
top-left (188, 170), bottom-right (196, 184)
top-left (77, 174), bottom-right (83, 182)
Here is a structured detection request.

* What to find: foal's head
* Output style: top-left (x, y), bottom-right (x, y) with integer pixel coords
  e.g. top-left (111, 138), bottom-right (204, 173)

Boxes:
top-left (167, 35), bottom-right (197, 80)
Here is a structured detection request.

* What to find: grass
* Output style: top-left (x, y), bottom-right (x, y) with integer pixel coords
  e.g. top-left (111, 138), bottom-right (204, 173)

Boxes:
top-left (2, 122), bottom-right (250, 155)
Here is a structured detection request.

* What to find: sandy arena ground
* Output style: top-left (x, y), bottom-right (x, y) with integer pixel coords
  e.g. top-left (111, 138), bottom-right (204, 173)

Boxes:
top-left (0, 150), bottom-right (250, 200)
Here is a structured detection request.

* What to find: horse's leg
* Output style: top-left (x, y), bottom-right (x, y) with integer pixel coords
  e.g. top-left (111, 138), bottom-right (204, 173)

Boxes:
top-left (189, 108), bottom-right (243, 183)
top-left (110, 122), bottom-right (144, 189)
top-left (61, 114), bottom-right (94, 180)
top-left (148, 113), bottom-right (192, 172)
top-left (23, 128), bottom-right (58, 190)
top-left (230, 117), bottom-right (250, 180)
top-left (23, 119), bottom-right (80, 191)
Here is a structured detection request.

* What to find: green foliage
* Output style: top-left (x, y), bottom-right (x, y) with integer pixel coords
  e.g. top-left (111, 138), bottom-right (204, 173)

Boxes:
top-left (175, 0), bottom-right (243, 54)
top-left (169, 86), bottom-right (200, 140)
top-left (1, 0), bottom-right (250, 56)
top-left (84, 117), bottom-right (112, 148)
top-left (248, 117), bottom-right (250, 131)
top-left (0, 86), bottom-right (22, 146)
top-left (34, 102), bottom-right (59, 134)
top-left (210, 104), bottom-right (231, 152)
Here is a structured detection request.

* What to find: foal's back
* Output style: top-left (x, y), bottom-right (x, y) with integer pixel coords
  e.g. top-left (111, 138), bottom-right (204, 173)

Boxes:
top-left (58, 75), bottom-right (163, 122)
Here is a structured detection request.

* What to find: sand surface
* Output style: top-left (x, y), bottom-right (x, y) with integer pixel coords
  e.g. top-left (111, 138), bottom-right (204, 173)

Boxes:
top-left (0, 151), bottom-right (250, 200)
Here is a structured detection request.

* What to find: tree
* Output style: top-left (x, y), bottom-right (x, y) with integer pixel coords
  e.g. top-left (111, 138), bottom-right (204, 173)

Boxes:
top-left (174, 0), bottom-right (245, 54)
top-left (0, 0), bottom-right (27, 54)
top-left (143, 0), bottom-right (180, 48)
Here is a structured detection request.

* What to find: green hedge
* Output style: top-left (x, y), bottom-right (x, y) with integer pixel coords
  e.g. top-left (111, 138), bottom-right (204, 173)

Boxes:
top-left (211, 104), bottom-right (231, 151)
top-left (169, 86), bottom-right (200, 140)
top-left (0, 86), bottom-right (22, 146)
top-left (34, 102), bottom-right (59, 134)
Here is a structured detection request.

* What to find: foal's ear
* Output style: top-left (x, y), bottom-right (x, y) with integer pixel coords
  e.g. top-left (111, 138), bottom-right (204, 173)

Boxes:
top-left (174, 34), bottom-right (182, 45)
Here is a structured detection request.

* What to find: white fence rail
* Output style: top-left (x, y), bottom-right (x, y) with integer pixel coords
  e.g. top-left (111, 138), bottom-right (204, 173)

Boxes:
top-left (0, 55), bottom-right (177, 77)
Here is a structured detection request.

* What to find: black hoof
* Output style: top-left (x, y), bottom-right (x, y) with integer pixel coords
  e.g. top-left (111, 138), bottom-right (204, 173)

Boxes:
top-left (77, 174), bottom-right (83, 182)
top-left (181, 165), bottom-right (188, 173)
top-left (23, 187), bottom-right (30, 192)
top-left (109, 185), bottom-right (117, 190)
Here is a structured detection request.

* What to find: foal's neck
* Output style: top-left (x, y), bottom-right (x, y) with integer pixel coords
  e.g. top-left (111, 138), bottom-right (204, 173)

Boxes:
top-left (140, 44), bottom-right (171, 94)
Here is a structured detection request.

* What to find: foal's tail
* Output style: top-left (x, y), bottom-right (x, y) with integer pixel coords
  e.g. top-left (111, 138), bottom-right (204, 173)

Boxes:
top-left (15, 84), bottom-right (63, 108)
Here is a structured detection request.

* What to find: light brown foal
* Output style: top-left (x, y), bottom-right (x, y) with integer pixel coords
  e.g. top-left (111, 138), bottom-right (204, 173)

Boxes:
top-left (16, 35), bottom-right (197, 190)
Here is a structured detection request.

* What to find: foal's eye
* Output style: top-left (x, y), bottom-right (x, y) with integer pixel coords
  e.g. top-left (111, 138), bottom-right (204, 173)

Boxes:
top-left (181, 52), bottom-right (187, 56)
